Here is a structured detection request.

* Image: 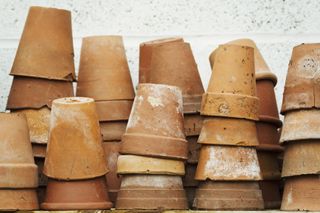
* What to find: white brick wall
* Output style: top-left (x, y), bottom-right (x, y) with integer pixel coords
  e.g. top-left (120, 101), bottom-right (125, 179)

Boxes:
top-left (1, 0), bottom-right (320, 112)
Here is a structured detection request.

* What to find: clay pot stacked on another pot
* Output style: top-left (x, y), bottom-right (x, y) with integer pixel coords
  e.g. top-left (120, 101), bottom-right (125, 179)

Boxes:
top-left (41, 97), bottom-right (112, 210)
top-left (139, 38), bottom-right (204, 207)
top-left (117, 83), bottom-right (188, 210)
top-left (193, 44), bottom-right (264, 210)
top-left (76, 36), bottom-right (134, 203)
top-left (0, 113), bottom-right (39, 210)
top-left (280, 43), bottom-right (320, 211)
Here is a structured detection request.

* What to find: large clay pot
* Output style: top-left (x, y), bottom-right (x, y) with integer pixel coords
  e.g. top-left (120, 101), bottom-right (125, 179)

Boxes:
top-left (121, 84), bottom-right (188, 160)
top-left (256, 121), bottom-right (283, 151)
top-left (193, 180), bottom-right (264, 210)
top-left (96, 100), bottom-right (133, 122)
top-left (184, 114), bottom-right (203, 136)
top-left (116, 175), bottom-right (188, 210)
top-left (259, 180), bottom-right (281, 209)
top-left (43, 97), bottom-right (107, 180)
top-left (281, 43), bottom-right (320, 114)
top-left (10, 6), bottom-right (75, 81)
top-left (41, 176), bottom-right (112, 210)
top-left (100, 121), bottom-right (127, 141)
top-left (257, 151), bottom-right (281, 180)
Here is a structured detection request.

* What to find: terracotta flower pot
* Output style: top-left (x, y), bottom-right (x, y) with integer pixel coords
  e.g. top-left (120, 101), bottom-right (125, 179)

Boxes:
top-left (259, 180), bottom-right (281, 209)
top-left (182, 163), bottom-right (199, 187)
top-left (195, 145), bottom-right (261, 181)
top-left (10, 6), bottom-right (75, 81)
top-left (187, 136), bottom-right (201, 164)
top-left (117, 155), bottom-right (185, 175)
top-left (41, 176), bottom-right (112, 210)
top-left (139, 40), bottom-right (204, 113)
top-left (281, 43), bottom-right (320, 114)
top-left (198, 117), bottom-right (259, 146)
top-left (76, 36), bottom-right (134, 101)
top-left (184, 114), bottom-right (203, 136)
top-left (116, 175), bottom-right (188, 210)
top-left (256, 121), bottom-right (283, 151)
top-left (43, 97), bottom-right (107, 180)
top-left (121, 84), bottom-right (188, 160)
top-left (281, 175), bottom-right (320, 211)
top-left (7, 77), bottom-right (74, 110)
top-left (100, 121), bottom-right (127, 141)
top-left (96, 100), bottom-right (133, 122)
top-left (193, 180), bottom-right (264, 210)
top-left (282, 140), bottom-right (320, 177)
top-left (257, 150), bottom-right (281, 180)
top-left (280, 109), bottom-right (320, 143)
top-left (0, 189), bottom-right (38, 211)
top-left (202, 44), bottom-right (259, 120)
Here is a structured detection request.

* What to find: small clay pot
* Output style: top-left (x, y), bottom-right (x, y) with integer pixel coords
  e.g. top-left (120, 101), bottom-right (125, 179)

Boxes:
top-left (202, 44), bottom-right (259, 120)
top-left (117, 155), bottom-right (185, 176)
top-left (116, 175), bottom-right (188, 210)
top-left (121, 84), bottom-right (188, 160)
top-left (193, 180), bottom-right (264, 210)
top-left (281, 175), bottom-right (320, 211)
top-left (281, 43), bottom-right (320, 114)
top-left (0, 189), bottom-right (39, 210)
top-left (41, 176), bottom-right (112, 210)
top-left (256, 121), bottom-right (283, 152)
top-left (10, 6), bottom-right (75, 81)
top-left (195, 145), bottom-right (261, 181)
top-left (7, 77), bottom-right (74, 110)
top-left (32, 143), bottom-right (47, 158)
top-left (43, 97), bottom-right (107, 180)
top-left (184, 113), bottom-right (203, 136)
top-left (100, 121), bottom-right (127, 141)
top-left (257, 150), bottom-right (281, 180)
top-left (187, 136), bottom-right (201, 164)
top-left (259, 180), bottom-right (281, 209)
top-left (282, 140), bottom-right (320, 177)
top-left (96, 100), bottom-right (133, 122)
top-left (182, 163), bottom-right (199, 187)
top-left (77, 36), bottom-right (134, 101)
top-left (198, 117), bottom-right (259, 146)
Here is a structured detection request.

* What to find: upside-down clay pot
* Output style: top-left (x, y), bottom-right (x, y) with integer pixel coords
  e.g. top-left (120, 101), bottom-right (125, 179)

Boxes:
top-left (100, 121), bottom-right (127, 141)
top-left (281, 175), bottom-right (320, 211)
top-left (256, 121), bottom-right (283, 151)
top-left (41, 176), bottom-right (112, 210)
top-left (116, 175), bottom-right (188, 210)
top-left (76, 36), bottom-right (134, 101)
top-left (120, 84), bottom-right (188, 160)
top-left (202, 44), bottom-right (259, 120)
top-left (259, 180), bottom-right (281, 209)
top-left (184, 114), bottom-right (203, 136)
top-left (195, 145), bottom-right (261, 181)
top-left (281, 43), bottom-right (320, 114)
top-left (10, 6), bottom-right (75, 81)
top-left (43, 97), bottom-right (107, 180)
top-left (257, 151), bottom-right (281, 180)
top-left (193, 180), bottom-right (264, 210)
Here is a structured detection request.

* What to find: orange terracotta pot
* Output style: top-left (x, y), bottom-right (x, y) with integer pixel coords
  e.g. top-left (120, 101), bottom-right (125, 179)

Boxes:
top-left (187, 136), bottom-right (201, 164)
top-left (43, 97), bottom-right (107, 180)
top-left (100, 121), bottom-right (127, 141)
top-left (198, 117), bottom-right (259, 146)
top-left (77, 36), bottom-right (134, 101)
top-left (184, 113), bottom-right (203, 136)
top-left (96, 100), bottom-right (133, 122)
top-left (259, 180), bottom-right (281, 209)
top-left (193, 180), bottom-right (264, 210)
top-left (10, 6), bottom-right (75, 81)
top-left (121, 84), bottom-right (188, 160)
top-left (182, 163), bottom-right (199, 187)
top-left (202, 44), bottom-right (259, 120)
top-left (281, 43), bottom-right (320, 114)
top-left (0, 189), bottom-right (39, 210)
top-left (195, 145), bottom-right (261, 181)
top-left (116, 175), bottom-right (188, 210)
top-left (281, 175), bottom-right (320, 211)
top-left (41, 176), bottom-right (112, 210)
top-left (257, 151), bottom-right (281, 180)
top-left (256, 121), bottom-right (283, 151)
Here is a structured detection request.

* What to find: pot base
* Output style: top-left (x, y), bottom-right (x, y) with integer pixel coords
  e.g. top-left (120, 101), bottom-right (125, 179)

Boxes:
top-left (0, 189), bottom-right (38, 210)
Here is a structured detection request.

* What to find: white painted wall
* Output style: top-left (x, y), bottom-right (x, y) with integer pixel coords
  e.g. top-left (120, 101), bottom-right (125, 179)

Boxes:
top-left (1, 0), bottom-right (320, 112)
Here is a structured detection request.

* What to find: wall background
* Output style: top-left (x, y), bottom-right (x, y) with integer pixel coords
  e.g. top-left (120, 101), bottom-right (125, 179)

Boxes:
top-left (1, 0), bottom-right (320, 112)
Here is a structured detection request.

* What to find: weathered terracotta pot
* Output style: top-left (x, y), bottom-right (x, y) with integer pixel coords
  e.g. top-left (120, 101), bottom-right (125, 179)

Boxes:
top-left (117, 155), bottom-right (185, 175)
top-left (187, 136), bottom-right (201, 164)
top-left (184, 113), bottom-right (203, 136)
top-left (10, 6), bottom-right (75, 81)
top-left (43, 97), bottom-right (107, 180)
top-left (259, 180), bottom-right (281, 209)
top-left (256, 121), bottom-right (283, 151)
top-left (193, 180), bottom-right (264, 210)
top-left (280, 109), bottom-right (320, 143)
top-left (121, 84), bottom-right (188, 160)
top-left (100, 121), bottom-right (127, 141)
top-left (116, 175), bottom-right (188, 210)
top-left (140, 40), bottom-right (204, 113)
top-left (281, 43), bottom-right (320, 114)
top-left (281, 175), bottom-right (320, 211)
top-left (41, 176), bottom-right (112, 210)
top-left (257, 151), bottom-right (281, 180)
top-left (96, 100), bottom-right (133, 122)
top-left (7, 77), bottom-right (74, 110)
top-left (32, 143), bottom-right (47, 158)
top-left (282, 140), bottom-right (320, 177)
top-left (195, 145), bottom-right (261, 180)
top-left (183, 163), bottom-right (199, 187)
top-left (198, 117), bottom-right (259, 146)
top-left (0, 189), bottom-right (39, 210)
top-left (202, 44), bottom-right (259, 120)
top-left (77, 36), bottom-right (134, 101)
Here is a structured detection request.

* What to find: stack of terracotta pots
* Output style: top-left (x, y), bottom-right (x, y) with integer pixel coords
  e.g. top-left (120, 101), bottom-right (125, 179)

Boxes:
top-left (6, 6), bottom-right (75, 203)
top-left (193, 44), bottom-right (264, 210)
top-left (0, 113), bottom-right (39, 210)
top-left (226, 39), bottom-right (283, 209)
top-left (41, 97), bottom-right (112, 210)
top-left (76, 35), bottom-right (134, 203)
top-left (280, 43), bottom-right (320, 211)
top-left (117, 83), bottom-right (188, 210)
top-left (139, 37), bottom-right (204, 207)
